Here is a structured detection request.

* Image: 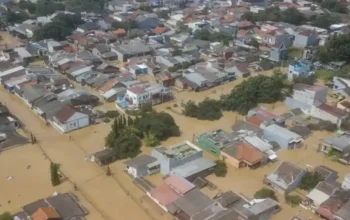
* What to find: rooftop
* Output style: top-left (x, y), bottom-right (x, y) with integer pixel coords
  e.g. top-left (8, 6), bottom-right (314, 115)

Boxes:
top-left (198, 129), bottom-right (237, 149)
top-left (156, 141), bottom-right (201, 160)
top-left (172, 157), bottom-right (216, 179)
top-left (163, 174), bottom-right (195, 195)
top-left (266, 161), bottom-right (305, 189)
top-left (221, 143), bottom-right (265, 166)
top-left (264, 124), bottom-right (302, 141)
top-left (322, 135), bottom-right (350, 152)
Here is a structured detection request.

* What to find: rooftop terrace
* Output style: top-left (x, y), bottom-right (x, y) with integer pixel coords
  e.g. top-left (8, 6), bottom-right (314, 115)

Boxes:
top-left (199, 129), bottom-right (237, 149)
top-left (160, 141), bottom-right (201, 160)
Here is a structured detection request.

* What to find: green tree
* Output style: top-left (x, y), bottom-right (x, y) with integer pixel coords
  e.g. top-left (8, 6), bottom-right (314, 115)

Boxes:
top-left (0, 212), bottom-right (12, 220)
top-left (250, 38), bottom-right (260, 50)
top-left (111, 130), bottom-right (141, 159)
top-left (300, 171), bottom-right (324, 191)
top-left (311, 14), bottom-right (340, 29)
top-left (50, 162), bottom-right (60, 186)
top-left (285, 194), bottom-right (302, 207)
top-left (221, 75), bottom-right (286, 114)
top-left (139, 4), bottom-right (153, 12)
top-left (144, 132), bottom-right (160, 147)
top-left (254, 188), bottom-right (278, 201)
top-left (320, 0), bottom-right (349, 14)
top-left (19, 1), bottom-right (36, 14)
top-left (6, 11), bottom-right (30, 24)
top-left (196, 99), bottom-right (222, 120)
top-left (36, 0), bottom-right (65, 16)
top-left (213, 160), bottom-right (227, 177)
top-left (134, 111), bottom-right (180, 140)
top-left (183, 100), bottom-right (198, 117)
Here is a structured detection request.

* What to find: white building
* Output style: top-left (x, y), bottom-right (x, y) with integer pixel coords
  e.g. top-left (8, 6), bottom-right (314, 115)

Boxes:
top-left (310, 104), bottom-right (348, 127)
top-left (342, 173), bottom-right (350, 190)
top-left (52, 105), bottom-right (89, 133)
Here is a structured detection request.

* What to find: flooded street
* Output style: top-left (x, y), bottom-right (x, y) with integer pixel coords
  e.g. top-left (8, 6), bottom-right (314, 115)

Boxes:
top-left (0, 66), bottom-right (346, 220)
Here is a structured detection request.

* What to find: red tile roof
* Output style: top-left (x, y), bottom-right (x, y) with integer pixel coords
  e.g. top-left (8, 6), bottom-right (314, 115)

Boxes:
top-left (150, 182), bottom-right (181, 207)
top-left (238, 20), bottom-right (253, 28)
top-left (99, 79), bottom-right (116, 93)
top-left (129, 87), bottom-right (145, 94)
top-left (255, 108), bottom-right (277, 121)
top-left (164, 175), bottom-right (195, 195)
top-left (31, 207), bottom-right (61, 220)
top-left (236, 143), bottom-right (264, 165)
top-left (220, 15), bottom-right (234, 24)
top-left (54, 105), bottom-right (80, 124)
top-left (318, 104), bottom-right (347, 118)
top-left (236, 63), bottom-right (249, 73)
top-left (237, 30), bottom-right (247, 36)
top-left (152, 26), bottom-right (167, 34)
top-left (246, 115), bottom-right (264, 127)
top-left (113, 28), bottom-right (126, 35)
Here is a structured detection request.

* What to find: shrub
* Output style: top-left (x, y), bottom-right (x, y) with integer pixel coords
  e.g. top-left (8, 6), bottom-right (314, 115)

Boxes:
top-left (50, 162), bottom-right (60, 186)
top-left (285, 194), bottom-right (302, 207)
top-left (144, 132), bottom-right (160, 147)
top-left (213, 160), bottom-right (227, 177)
top-left (183, 99), bottom-right (222, 120)
top-left (254, 188), bottom-right (278, 201)
top-left (173, 103), bottom-right (178, 107)
top-left (105, 110), bottom-right (120, 118)
top-left (300, 171), bottom-right (324, 191)
top-left (166, 106), bottom-right (172, 109)
top-left (103, 117), bottom-right (111, 123)
top-left (0, 212), bottom-right (12, 220)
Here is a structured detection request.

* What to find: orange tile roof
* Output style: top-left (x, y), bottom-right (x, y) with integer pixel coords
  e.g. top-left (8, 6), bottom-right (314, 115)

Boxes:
top-left (236, 143), bottom-right (264, 165)
top-left (32, 207), bottom-right (60, 220)
top-left (150, 182), bottom-right (181, 206)
top-left (152, 26), bottom-right (167, 34)
top-left (246, 115), bottom-right (264, 127)
top-left (99, 79), bottom-right (117, 92)
top-left (237, 29), bottom-right (247, 36)
top-left (113, 28), bottom-right (126, 35)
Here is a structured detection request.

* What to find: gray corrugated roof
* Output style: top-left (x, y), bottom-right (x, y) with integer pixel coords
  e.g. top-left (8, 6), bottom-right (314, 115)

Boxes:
top-left (123, 154), bottom-right (157, 168)
top-left (116, 42), bottom-right (152, 55)
top-left (22, 85), bottom-right (49, 102)
top-left (336, 200), bottom-right (350, 220)
top-left (172, 157), bottom-right (215, 179)
top-left (323, 135), bottom-right (350, 152)
top-left (46, 193), bottom-right (87, 218)
top-left (173, 188), bottom-right (214, 217)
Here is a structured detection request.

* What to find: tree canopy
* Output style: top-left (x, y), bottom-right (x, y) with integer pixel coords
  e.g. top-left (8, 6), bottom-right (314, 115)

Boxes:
top-left (36, 0), bottom-right (65, 16)
top-left (300, 171), bottom-right (324, 191)
top-left (213, 160), bottom-right (227, 177)
top-left (6, 11), bottom-right (30, 24)
top-left (316, 34), bottom-right (350, 63)
top-left (241, 7), bottom-right (306, 25)
top-left (0, 212), bottom-right (12, 220)
top-left (134, 111), bottom-right (180, 141)
top-left (33, 14), bottom-right (83, 41)
top-left (50, 162), bottom-right (60, 186)
top-left (65, 0), bottom-right (106, 13)
top-left (221, 75), bottom-right (286, 114)
top-left (311, 13), bottom-right (341, 29)
top-left (254, 188), bottom-right (278, 201)
top-left (193, 29), bottom-right (233, 45)
top-left (320, 0), bottom-right (349, 14)
top-left (183, 99), bottom-right (223, 121)
top-left (19, 1), bottom-right (36, 14)
top-left (285, 194), bottom-right (302, 207)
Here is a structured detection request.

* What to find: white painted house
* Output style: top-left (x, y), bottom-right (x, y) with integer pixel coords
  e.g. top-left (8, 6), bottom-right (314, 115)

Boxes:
top-left (309, 104), bottom-right (348, 127)
top-left (52, 105), bottom-right (89, 133)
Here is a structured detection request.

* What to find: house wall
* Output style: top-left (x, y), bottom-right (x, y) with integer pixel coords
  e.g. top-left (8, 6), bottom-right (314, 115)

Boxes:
top-left (256, 207), bottom-right (278, 220)
top-left (53, 112), bottom-right (89, 133)
top-left (307, 34), bottom-right (318, 47)
top-left (310, 105), bottom-right (344, 126)
top-left (151, 148), bottom-right (203, 175)
top-left (270, 48), bottom-right (281, 62)
top-left (293, 34), bottom-right (308, 48)
top-left (288, 61), bottom-right (312, 81)
top-left (341, 177), bottom-right (350, 190)
top-left (126, 166), bottom-right (138, 178)
top-left (286, 170), bottom-right (307, 193)
top-left (285, 97), bottom-right (312, 112)
top-left (220, 151), bottom-right (240, 168)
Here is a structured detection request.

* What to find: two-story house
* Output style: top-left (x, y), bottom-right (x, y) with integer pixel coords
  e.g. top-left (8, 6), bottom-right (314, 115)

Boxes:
top-left (293, 30), bottom-right (318, 48)
top-left (270, 42), bottom-right (288, 62)
top-left (288, 59), bottom-right (313, 81)
top-left (151, 141), bottom-right (215, 181)
top-left (286, 83), bottom-right (327, 112)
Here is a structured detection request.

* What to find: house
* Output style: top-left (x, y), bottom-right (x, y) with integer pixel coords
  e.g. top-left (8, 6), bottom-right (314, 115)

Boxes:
top-left (91, 148), bottom-right (117, 166)
top-left (304, 181), bottom-right (339, 210)
top-left (263, 124), bottom-right (303, 149)
top-left (135, 13), bottom-right (160, 30)
top-left (314, 165), bottom-right (338, 182)
top-left (285, 83), bottom-right (327, 111)
top-left (112, 28), bottom-right (127, 37)
top-left (196, 129), bottom-right (237, 157)
top-left (316, 190), bottom-right (350, 220)
top-left (321, 135), bottom-right (350, 165)
top-left (333, 77), bottom-right (350, 97)
top-left (335, 199), bottom-right (350, 220)
top-left (52, 105), bottom-right (89, 133)
top-left (0, 65), bottom-right (26, 83)
top-left (151, 141), bottom-right (215, 181)
top-left (76, 22), bottom-right (100, 33)
top-left (124, 154), bottom-right (159, 178)
top-left (111, 42), bottom-right (152, 62)
top-left (170, 34), bottom-right (191, 47)
top-left (31, 207), bottom-right (61, 220)
top-left (224, 63), bottom-right (250, 77)
top-left (342, 173), bottom-right (350, 190)
top-left (19, 193), bottom-right (88, 219)
top-left (220, 142), bottom-right (266, 169)
top-left (243, 135), bottom-right (278, 160)
top-left (293, 30), bottom-right (318, 48)
top-left (117, 83), bottom-right (171, 109)
top-left (269, 42), bottom-right (287, 62)
top-left (264, 161), bottom-right (307, 194)
top-left (155, 72), bottom-right (176, 87)
top-left (310, 103), bottom-right (348, 127)
top-left (148, 174), bottom-right (195, 212)
top-left (20, 85), bottom-right (49, 106)
top-left (287, 59), bottom-right (313, 81)
top-left (10, 23), bottom-right (39, 38)
top-left (66, 65), bottom-right (93, 80)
